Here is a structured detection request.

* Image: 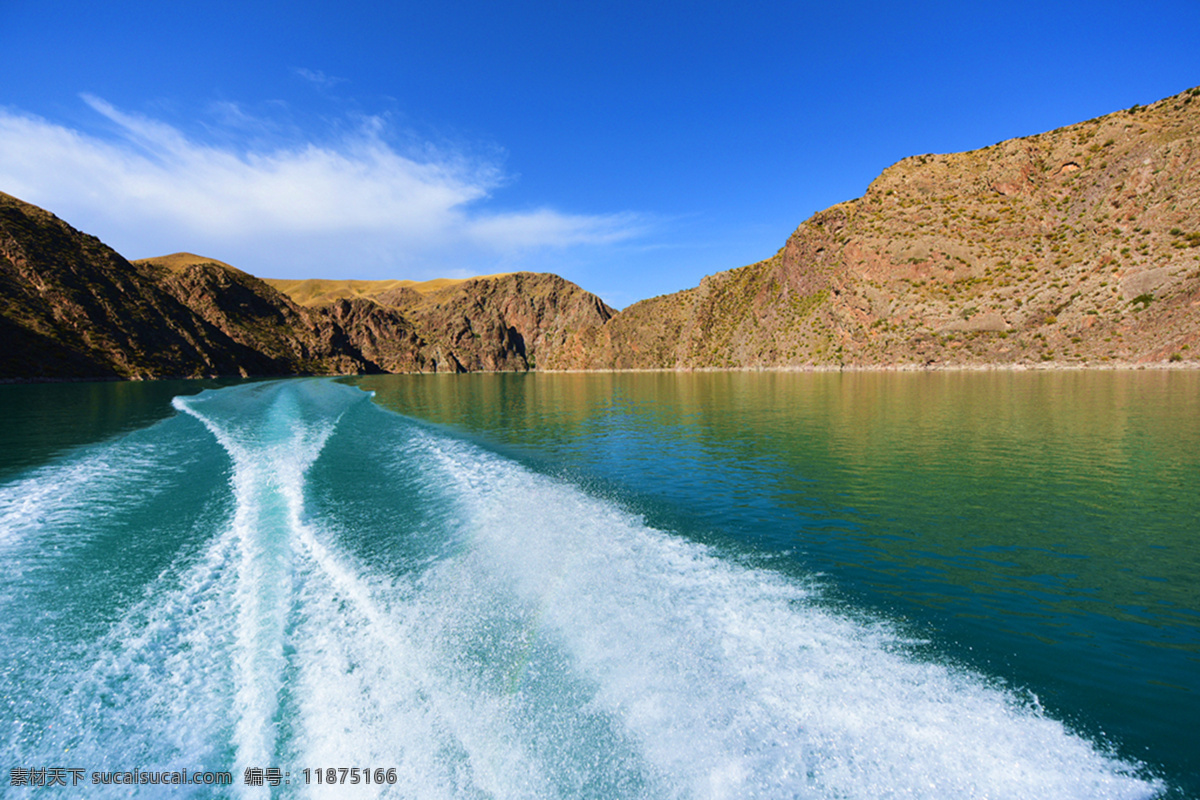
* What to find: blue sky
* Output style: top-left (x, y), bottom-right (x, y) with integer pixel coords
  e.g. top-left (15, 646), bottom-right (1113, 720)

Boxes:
top-left (1, 1), bottom-right (1197, 308)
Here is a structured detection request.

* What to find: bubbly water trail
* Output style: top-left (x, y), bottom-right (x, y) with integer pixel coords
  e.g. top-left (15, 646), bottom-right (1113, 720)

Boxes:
top-left (0, 434), bottom-right (183, 552)
top-left (172, 381), bottom-right (355, 786)
top-left (0, 379), bottom-right (1168, 798)
top-left (56, 522), bottom-right (244, 773)
top-left (409, 430), bottom-right (1164, 800)
top-left (287, 520), bottom-right (558, 799)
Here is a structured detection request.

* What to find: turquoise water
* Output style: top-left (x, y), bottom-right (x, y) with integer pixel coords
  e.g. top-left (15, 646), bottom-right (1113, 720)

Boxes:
top-left (0, 372), bottom-right (1196, 798)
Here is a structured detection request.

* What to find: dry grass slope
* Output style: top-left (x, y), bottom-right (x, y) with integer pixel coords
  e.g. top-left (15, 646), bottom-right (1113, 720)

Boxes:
top-left (264, 274), bottom-right (515, 307)
top-left (133, 253), bottom-right (242, 274)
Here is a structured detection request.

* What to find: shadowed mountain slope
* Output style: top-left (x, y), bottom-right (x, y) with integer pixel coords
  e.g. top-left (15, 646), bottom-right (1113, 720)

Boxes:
top-left (0, 192), bottom-right (316, 381)
top-left (1, 192), bottom-right (614, 381)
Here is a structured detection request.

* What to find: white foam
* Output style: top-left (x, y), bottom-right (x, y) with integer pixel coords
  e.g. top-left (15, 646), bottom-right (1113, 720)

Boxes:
top-left (0, 437), bottom-right (179, 551)
top-left (173, 383), bottom-right (348, 786)
top-left (287, 525), bottom-right (558, 799)
top-left (59, 522), bottom-right (244, 772)
top-left (412, 431), bottom-right (1163, 800)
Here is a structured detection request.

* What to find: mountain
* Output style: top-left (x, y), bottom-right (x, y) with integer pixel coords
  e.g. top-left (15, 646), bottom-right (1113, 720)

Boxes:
top-left (548, 86), bottom-right (1200, 369)
top-left (0, 195), bottom-right (613, 381)
top-left (3, 86), bottom-right (1198, 381)
top-left (0, 193), bottom-right (331, 381)
top-left (264, 272), bottom-right (615, 372)
top-left (262, 275), bottom-right (510, 306)
top-left (135, 254), bottom-right (373, 375)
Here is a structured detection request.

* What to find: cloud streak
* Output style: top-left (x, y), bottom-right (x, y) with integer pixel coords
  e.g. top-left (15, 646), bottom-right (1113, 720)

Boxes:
top-left (0, 97), bottom-right (645, 279)
top-left (294, 68), bottom-right (348, 91)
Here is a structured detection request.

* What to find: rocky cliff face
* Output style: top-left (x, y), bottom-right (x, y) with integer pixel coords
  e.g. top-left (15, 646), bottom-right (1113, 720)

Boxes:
top-left (395, 272), bottom-right (616, 371)
top-left (145, 257), bottom-right (373, 375)
top-left (554, 86), bottom-right (1200, 369)
top-left (0, 193), bottom-right (304, 381)
top-left (263, 270), bottom-right (616, 373)
top-left (0, 193), bottom-right (614, 381)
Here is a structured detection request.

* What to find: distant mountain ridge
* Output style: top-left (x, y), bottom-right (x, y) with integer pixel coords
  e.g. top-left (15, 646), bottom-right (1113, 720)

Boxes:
top-left (2, 86), bottom-right (1198, 382)
top-left (260, 274), bottom-right (514, 306)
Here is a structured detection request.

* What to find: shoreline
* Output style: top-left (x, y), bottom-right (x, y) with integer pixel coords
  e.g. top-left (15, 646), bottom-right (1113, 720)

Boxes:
top-left (3, 358), bottom-right (1199, 387)
top-left (538, 359), bottom-right (1200, 374)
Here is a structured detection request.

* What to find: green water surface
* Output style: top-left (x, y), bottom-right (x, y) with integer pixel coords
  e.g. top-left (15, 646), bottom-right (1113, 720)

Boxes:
top-left (355, 369), bottom-right (1200, 795)
top-left (0, 370), bottom-right (1196, 796)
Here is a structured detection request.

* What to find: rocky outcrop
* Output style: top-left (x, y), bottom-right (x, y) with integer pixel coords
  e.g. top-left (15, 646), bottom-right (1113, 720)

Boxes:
top-left (263, 270), bottom-right (617, 372)
top-left (149, 258), bottom-right (371, 375)
top-left (322, 298), bottom-right (431, 373)
top-left (0, 194), bottom-right (293, 381)
top-left (560, 85), bottom-right (1200, 369)
top-left (0, 194), bottom-right (614, 381)
top-left (397, 272), bottom-right (616, 371)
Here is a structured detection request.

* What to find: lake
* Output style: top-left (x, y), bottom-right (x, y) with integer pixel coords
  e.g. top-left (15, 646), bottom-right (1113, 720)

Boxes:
top-left (1, 370), bottom-right (1196, 798)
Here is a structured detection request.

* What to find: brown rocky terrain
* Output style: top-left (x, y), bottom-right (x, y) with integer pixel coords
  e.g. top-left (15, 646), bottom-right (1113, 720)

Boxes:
top-left (138, 254), bottom-right (372, 375)
top-left (274, 270), bottom-right (615, 374)
top-left (0, 194), bottom-right (317, 381)
top-left (354, 272), bottom-right (615, 371)
top-left (3, 86), bottom-right (1198, 381)
top-left (0, 195), bottom-right (614, 381)
top-left (549, 86), bottom-right (1200, 369)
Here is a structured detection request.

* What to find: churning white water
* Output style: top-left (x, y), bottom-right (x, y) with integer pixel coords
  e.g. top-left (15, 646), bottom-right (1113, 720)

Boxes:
top-left (0, 380), bottom-right (1163, 798)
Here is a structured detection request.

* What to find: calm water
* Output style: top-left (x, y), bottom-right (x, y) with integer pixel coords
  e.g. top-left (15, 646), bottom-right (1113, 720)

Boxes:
top-left (0, 371), bottom-right (1196, 798)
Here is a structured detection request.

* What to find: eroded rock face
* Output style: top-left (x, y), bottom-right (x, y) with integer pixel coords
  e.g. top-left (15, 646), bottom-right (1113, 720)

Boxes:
top-left (565, 85), bottom-right (1200, 369)
top-left (266, 270), bottom-right (618, 373)
top-left (322, 298), bottom-right (428, 374)
top-left (153, 261), bottom-right (372, 375)
top-left (0, 193), bottom-right (297, 381)
top-left (0, 191), bottom-right (616, 381)
top-left (395, 272), bottom-right (616, 371)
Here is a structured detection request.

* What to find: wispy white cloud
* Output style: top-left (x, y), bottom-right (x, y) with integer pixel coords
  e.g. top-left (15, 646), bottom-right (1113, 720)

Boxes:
top-left (0, 97), bottom-right (646, 280)
top-left (467, 208), bottom-right (648, 249)
top-left (294, 68), bottom-right (347, 91)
